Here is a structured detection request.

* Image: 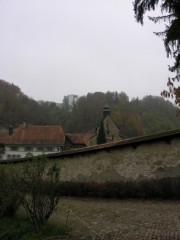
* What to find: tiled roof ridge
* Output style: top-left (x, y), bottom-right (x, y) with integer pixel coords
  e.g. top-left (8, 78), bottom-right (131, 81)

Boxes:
top-left (20, 124), bottom-right (64, 128)
top-left (1, 124), bottom-right (65, 145)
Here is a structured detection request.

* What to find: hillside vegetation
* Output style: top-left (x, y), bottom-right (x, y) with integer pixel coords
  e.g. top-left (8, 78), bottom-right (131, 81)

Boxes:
top-left (0, 79), bottom-right (179, 138)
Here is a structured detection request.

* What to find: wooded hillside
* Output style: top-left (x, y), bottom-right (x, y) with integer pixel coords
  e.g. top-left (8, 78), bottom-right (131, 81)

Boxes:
top-left (0, 79), bottom-right (179, 138)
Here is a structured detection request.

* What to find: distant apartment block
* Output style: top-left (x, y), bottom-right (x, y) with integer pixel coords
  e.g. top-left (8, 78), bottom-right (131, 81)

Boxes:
top-left (67, 94), bottom-right (78, 106)
top-left (62, 94), bottom-right (79, 110)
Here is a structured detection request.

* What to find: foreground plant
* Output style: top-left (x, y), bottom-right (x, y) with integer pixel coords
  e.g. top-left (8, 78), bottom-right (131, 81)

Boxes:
top-left (0, 165), bottom-right (20, 218)
top-left (0, 217), bottom-right (67, 240)
top-left (18, 156), bottom-right (60, 230)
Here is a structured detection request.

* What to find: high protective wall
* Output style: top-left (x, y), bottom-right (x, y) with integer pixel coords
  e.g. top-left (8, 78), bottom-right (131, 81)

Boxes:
top-left (52, 137), bottom-right (180, 182)
top-left (1, 130), bottom-right (180, 183)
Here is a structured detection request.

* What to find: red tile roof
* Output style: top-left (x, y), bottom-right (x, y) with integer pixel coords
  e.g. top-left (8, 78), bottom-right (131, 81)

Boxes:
top-left (0, 132), bottom-right (9, 143)
top-left (66, 133), bottom-right (92, 146)
top-left (2, 124), bottom-right (65, 145)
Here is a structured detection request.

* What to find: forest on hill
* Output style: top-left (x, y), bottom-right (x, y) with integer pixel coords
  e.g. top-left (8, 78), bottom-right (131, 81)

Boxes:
top-left (0, 79), bottom-right (179, 138)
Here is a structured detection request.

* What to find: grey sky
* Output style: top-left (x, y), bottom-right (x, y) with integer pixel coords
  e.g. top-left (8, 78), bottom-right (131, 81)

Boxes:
top-left (0, 0), bottom-right (171, 103)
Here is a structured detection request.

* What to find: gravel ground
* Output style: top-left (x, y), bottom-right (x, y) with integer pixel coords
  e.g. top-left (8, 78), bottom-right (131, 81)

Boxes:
top-left (50, 197), bottom-right (180, 240)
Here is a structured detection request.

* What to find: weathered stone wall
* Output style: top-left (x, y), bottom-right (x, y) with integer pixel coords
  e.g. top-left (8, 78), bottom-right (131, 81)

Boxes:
top-left (52, 137), bottom-right (180, 182)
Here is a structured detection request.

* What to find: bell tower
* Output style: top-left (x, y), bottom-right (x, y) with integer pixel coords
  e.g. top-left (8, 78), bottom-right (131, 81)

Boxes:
top-left (103, 104), bottom-right (111, 119)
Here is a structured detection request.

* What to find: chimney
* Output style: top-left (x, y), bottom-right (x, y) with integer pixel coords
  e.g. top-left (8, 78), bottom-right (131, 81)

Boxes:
top-left (22, 122), bottom-right (27, 129)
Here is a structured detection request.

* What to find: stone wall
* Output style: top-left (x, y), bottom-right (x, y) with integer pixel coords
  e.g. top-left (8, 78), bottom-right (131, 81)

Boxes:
top-left (1, 130), bottom-right (180, 183)
top-left (52, 136), bottom-right (180, 182)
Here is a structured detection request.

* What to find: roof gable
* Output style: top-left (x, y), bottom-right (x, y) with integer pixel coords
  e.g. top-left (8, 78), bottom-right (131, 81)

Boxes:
top-left (66, 133), bottom-right (92, 146)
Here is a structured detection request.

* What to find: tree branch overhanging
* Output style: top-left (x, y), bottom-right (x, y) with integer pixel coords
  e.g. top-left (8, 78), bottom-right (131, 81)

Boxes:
top-left (133, 0), bottom-right (180, 107)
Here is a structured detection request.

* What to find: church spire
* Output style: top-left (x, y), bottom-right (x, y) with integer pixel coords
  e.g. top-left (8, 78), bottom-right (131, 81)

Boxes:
top-left (102, 104), bottom-right (111, 119)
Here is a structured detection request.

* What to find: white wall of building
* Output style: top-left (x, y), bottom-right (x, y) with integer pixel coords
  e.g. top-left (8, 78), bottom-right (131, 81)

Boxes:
top-left (0, 145), bottom-right (62, 160)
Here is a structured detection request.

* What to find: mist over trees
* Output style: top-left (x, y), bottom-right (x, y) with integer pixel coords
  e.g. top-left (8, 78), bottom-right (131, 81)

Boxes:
top-left (62, 91), bottom-right (180, 137)
top-left (0, 79), bottom-right (179, 138)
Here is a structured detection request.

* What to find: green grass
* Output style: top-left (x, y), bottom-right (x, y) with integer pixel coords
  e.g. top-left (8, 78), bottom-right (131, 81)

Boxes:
top-left (0, 217), bottom-right (68, 240)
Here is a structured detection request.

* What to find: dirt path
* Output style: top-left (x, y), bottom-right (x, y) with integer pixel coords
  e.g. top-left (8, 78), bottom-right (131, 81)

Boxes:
top-left (50, 197), bottom-right (180, 239)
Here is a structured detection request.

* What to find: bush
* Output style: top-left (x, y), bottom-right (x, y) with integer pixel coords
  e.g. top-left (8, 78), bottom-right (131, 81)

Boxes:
top-left (57, 177), bottom-right (180, 200)
top-left (0, 165), bottom-right (20, 218)
top-left (18, 156), bottom-right (60, 230)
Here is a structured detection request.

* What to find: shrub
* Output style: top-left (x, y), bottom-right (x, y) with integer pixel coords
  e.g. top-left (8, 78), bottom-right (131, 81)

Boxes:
top-left (57, 177), bottom-right (180, 200)
top-left (18, 156), bottom-right (60, 230)
top-left (0, 165), bottom-right (20, 218)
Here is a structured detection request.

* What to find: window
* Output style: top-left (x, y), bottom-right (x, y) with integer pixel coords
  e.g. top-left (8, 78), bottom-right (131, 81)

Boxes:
top-left (47, 147), bottom-right (53, 152)
top-left (7, 155), bottom-right (12, 159)
top-left (37, 147), bottom-right (43, 152)
top-left (0, 145), bottom-right (4, 153)
top-left (25, 146), bottom-right (32, 152)
top-left (11, 146), bottom-right (18, 151)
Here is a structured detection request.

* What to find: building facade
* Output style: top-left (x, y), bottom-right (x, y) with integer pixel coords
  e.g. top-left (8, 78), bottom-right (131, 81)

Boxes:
top-left (0, 124), bottom-right (65, 160)
top-left (0, 123), bottom-right (92, 161)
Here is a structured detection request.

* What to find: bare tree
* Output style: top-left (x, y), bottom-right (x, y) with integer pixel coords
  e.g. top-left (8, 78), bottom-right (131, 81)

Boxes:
top-left (18, 156), bottom-right (60, 230)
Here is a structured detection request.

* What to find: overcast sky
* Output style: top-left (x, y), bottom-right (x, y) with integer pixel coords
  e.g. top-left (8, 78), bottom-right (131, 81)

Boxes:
top-left (0, 0), bottom-right (171, 103)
